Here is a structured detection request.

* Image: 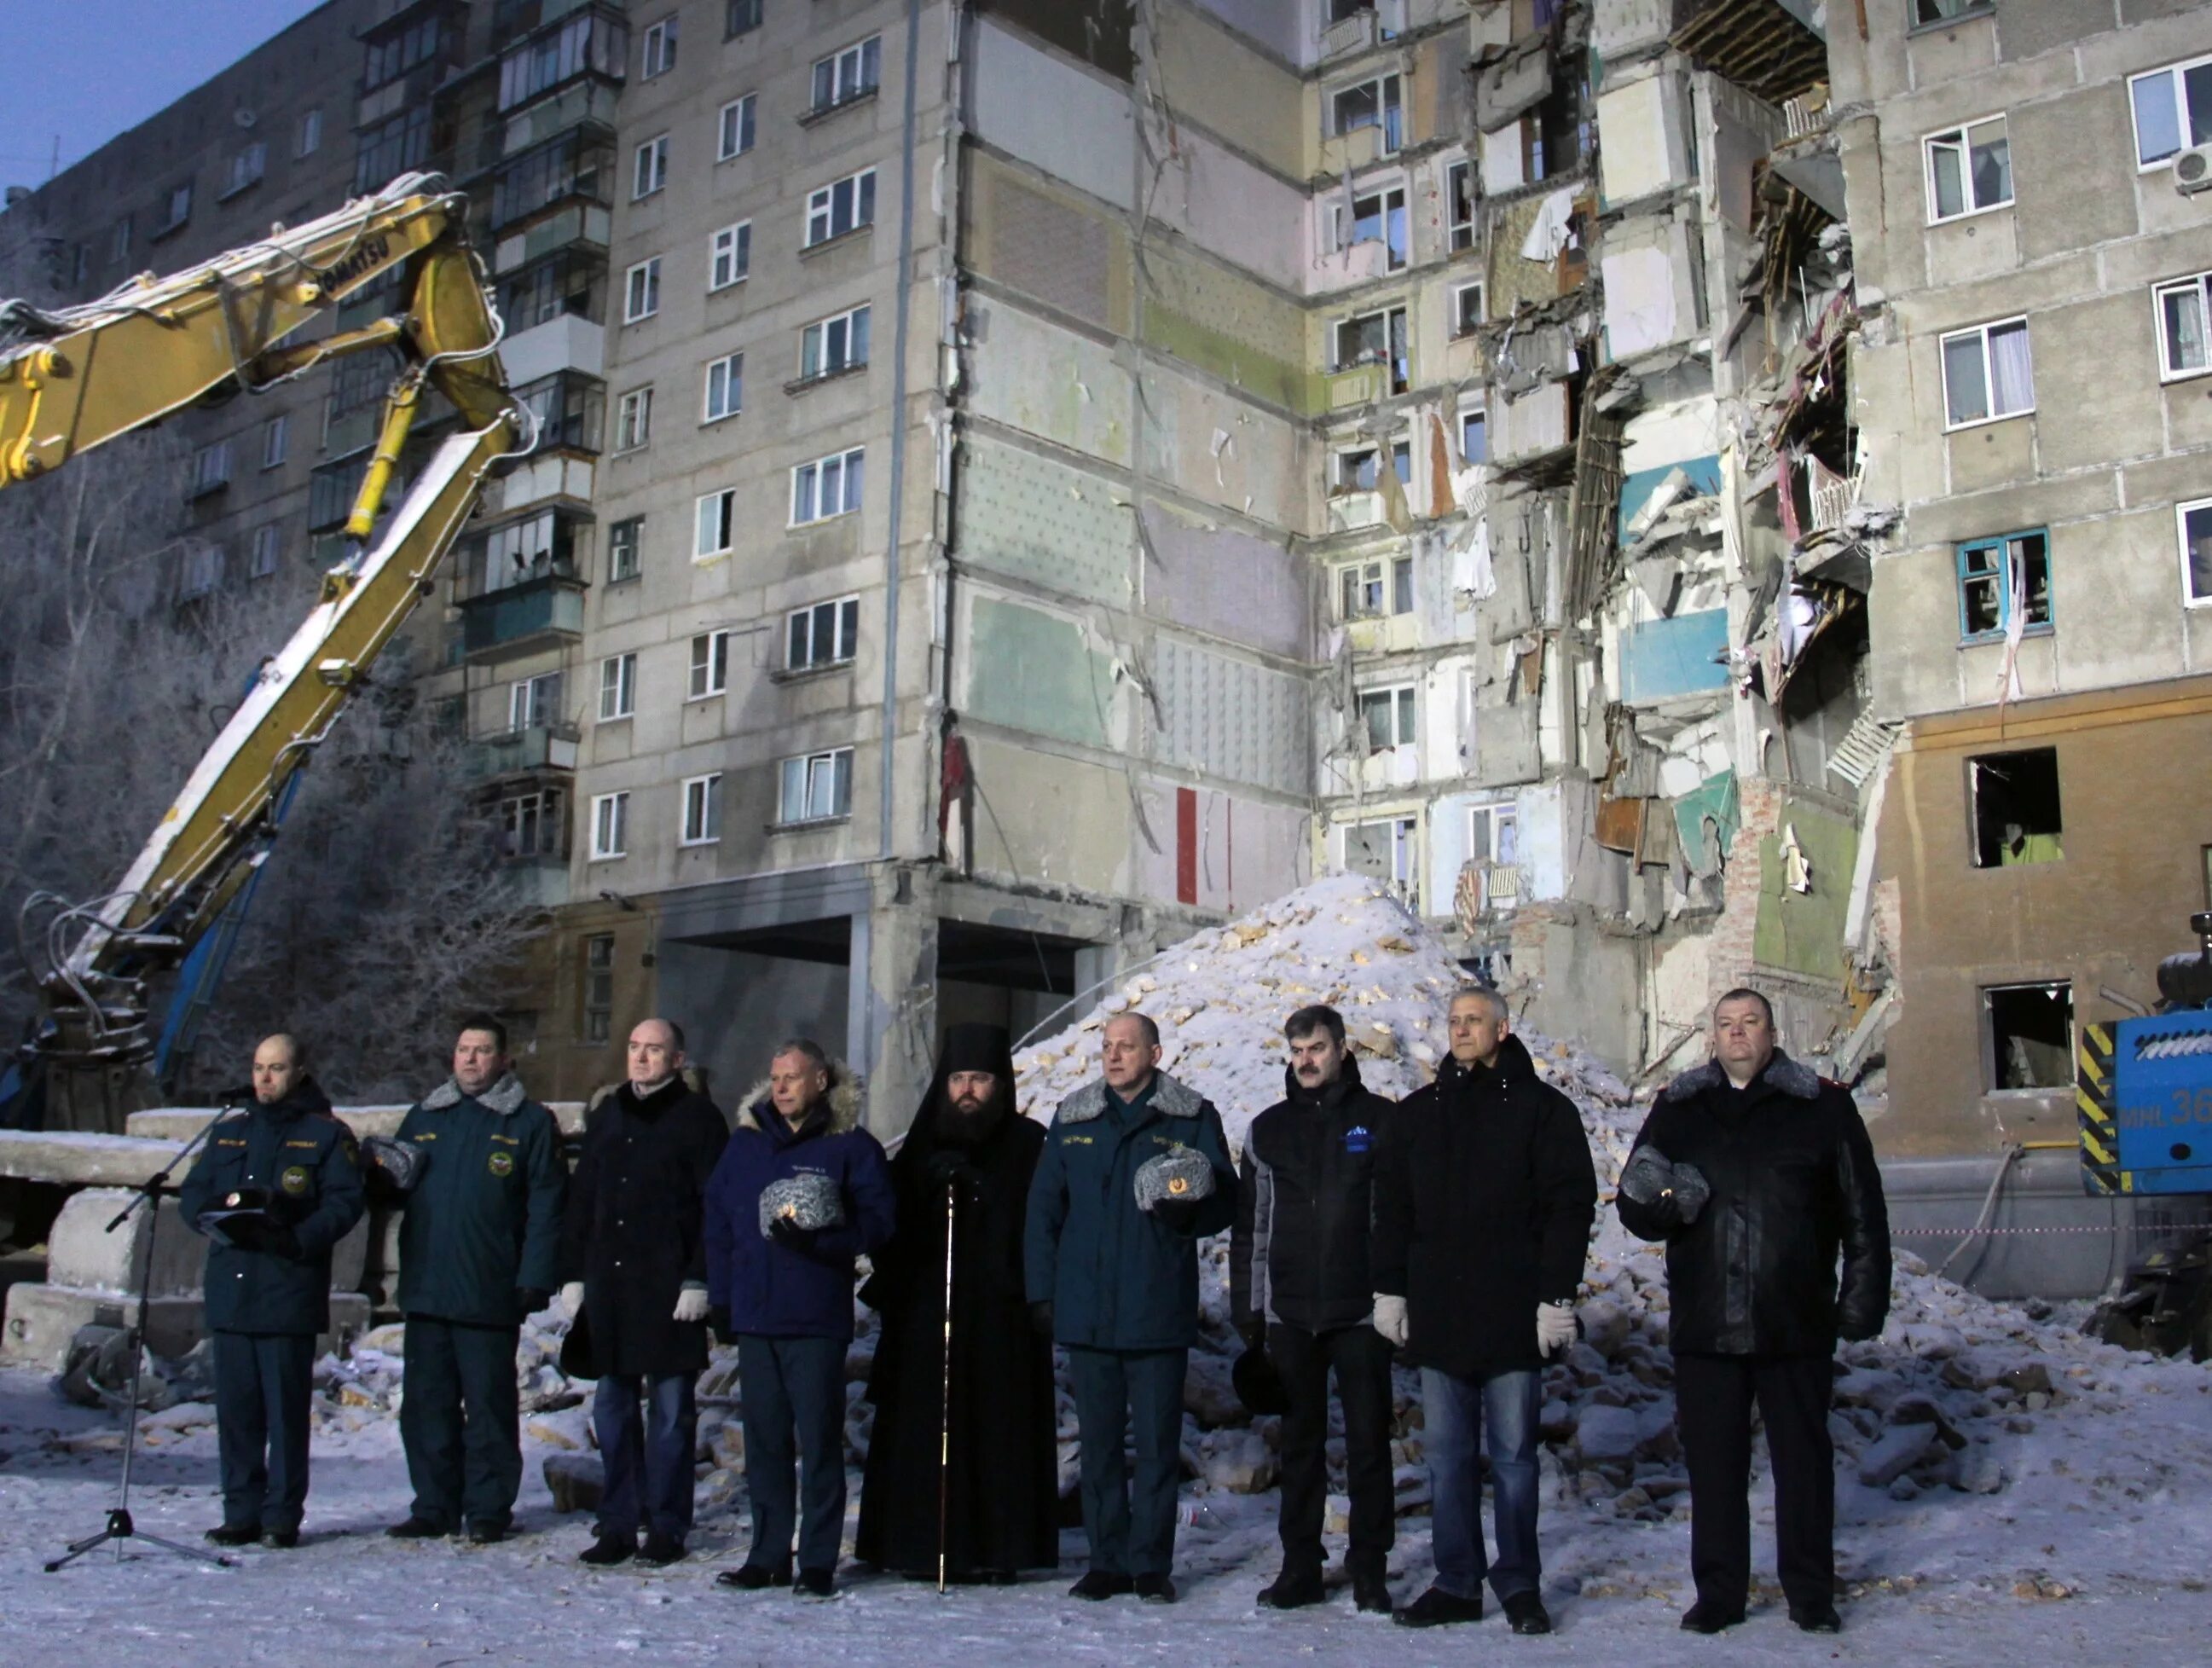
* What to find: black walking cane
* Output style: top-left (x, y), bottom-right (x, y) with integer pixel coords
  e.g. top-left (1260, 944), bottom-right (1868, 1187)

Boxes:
top-left (935, 1177), bottom-right (956, 1594)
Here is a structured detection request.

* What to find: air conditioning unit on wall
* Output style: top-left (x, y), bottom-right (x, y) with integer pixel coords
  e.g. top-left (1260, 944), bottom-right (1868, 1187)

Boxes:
top-left (2175, 144), bottom-right (2212, 196)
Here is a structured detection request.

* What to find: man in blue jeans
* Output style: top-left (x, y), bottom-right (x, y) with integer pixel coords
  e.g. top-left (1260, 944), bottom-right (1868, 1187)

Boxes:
top-left (1371, 987), bottom-right (1596, 1632)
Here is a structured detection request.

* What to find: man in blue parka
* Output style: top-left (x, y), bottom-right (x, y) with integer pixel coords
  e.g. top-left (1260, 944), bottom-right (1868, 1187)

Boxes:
top-left (181, 1033), bottom-right (364, 1548)
top-left (369, 1013), bottom-right (566, 1543)
top-left (1025, 1011), bottom-right (1235, 1605)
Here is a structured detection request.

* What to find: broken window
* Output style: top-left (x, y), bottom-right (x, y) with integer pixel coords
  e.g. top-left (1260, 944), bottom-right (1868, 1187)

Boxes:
top-left (1338, 186), bottom-right (1408, 269)
top-left (2129, 53), bottom-right (2212, 169)
top-left (2182, 499), bottom-right (2212, 606)
top-left (1469, 802), bottom-right (1520, 910)
top-left (1358, 685), bottom-right (1416, 750)
top-left (1925, 115), bottom-right (2012, 221)
top-left (1333, 306), bottom-right (1410, 391)
top-left (1452, 281), bottom-right (1484, 338)
top-left (1338, 556), bottom-right (1414, 619)
top-left (1968, 747), bottom-right (2063, 868)
top-left (1332, 441), bottom-right (1409, 494)
top-left (1955, 530), bottom-right (2052, 642)
top-left (1940, 317), bottom-right (2034, 428)
top-left (1344, 815), bottom-right (1417, 889)
top-left (1447, 159), bottom-right (1476, 251)
top-left (1914, 0), bottom-right (1993, 27)
top-left (1983, 982), bottom-right (2074, 1092)
top-left (1328, 0), bottom-right (1374, 20)
top-left (1331, 73), bottom-right (1404, 153)
top-left (2157, 272), bottom-right (2210, 380)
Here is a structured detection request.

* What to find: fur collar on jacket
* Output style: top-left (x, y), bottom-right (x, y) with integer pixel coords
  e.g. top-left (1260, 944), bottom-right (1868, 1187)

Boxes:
top-left (420, 1071), bottom-right (530, 1115)
top-left (1662, 1050), bottom-right (1821, 1104)
top-left (734, 1062), bottom-right (863, 1136)
top-left (1055, 1069), bottom-right (1207, 1126)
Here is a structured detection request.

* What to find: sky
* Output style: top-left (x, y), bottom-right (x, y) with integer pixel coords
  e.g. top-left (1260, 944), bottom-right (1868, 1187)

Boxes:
top-left (0, 0), bottom-right (327, 187)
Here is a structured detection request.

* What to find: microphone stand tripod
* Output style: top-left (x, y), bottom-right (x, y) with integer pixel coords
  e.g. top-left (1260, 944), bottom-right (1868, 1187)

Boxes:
top-left (45, 1105), bottom-right (235, 1572)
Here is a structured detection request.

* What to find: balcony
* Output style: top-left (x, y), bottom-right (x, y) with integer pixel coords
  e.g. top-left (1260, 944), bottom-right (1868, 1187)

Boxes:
top-left (457, 570), bottom-right (586, 657)
top-left (1326, 362), bottom-right (1390, 410)
top-left (467, 721), bottom-right (581, 780)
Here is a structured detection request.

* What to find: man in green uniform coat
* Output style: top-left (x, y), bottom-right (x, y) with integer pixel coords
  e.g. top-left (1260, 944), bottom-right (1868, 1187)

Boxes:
top-left (370, 1014), bottom-right (566, 1543)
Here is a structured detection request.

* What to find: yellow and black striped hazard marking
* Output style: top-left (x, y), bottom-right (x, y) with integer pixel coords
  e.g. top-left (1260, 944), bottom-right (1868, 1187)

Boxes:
top-left (2076, 1022), bottom-right (2128, 1195)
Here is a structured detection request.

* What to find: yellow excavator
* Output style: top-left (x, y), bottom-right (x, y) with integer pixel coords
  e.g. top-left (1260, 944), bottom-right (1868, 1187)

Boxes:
top-left (0, 173), bottom-right (525, 1132)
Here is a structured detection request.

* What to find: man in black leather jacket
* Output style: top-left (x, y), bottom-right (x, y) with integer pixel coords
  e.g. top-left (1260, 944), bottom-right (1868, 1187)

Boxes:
top-left (1618, 988), bottom-right (1891, 1637)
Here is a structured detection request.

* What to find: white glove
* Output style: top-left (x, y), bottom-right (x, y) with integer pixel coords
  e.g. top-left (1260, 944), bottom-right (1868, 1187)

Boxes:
top-left (1537, 1301), bottom-right (1578, 1356)
top-left (1372, 1294), bottom-right (1409, 1347)
top-left (559, 1281), bottom-right (585, 1318)
top-left (672, 1287), bottom-right (710, 1323)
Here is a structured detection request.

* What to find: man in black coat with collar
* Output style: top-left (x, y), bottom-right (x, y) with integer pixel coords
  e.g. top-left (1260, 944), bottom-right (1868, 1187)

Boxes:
top-left (1371, 986), bottom-right (1597, 1635)
top-left (564, 1018), bottom-right (729, 1568)
top-left (181, 1034), bottom-right (365, 1549)
top-left (1618, 988), bottom-right (1891, 1637)
top-left (1231, 1004), bottom-right (1398, 1614)
top-left (856, 1022), bottom-right (1057, 1582)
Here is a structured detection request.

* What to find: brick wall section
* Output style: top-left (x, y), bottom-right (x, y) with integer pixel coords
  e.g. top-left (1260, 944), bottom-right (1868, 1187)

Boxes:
top-left (1705, 776), bottom-right (1784, 1007)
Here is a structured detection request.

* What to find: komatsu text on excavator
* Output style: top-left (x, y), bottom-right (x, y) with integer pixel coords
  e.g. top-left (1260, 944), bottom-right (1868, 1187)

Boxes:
top-left (0, 173), bottom-right (526, 1132)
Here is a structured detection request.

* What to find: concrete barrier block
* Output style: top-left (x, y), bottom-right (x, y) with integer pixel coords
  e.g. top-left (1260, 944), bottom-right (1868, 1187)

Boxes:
top-left (46, 1190), bottom-right (205, 1297)
top-left (1, 1283), bottom-right (374, 1372)
top-left (0, 1131), bottom-right (186, 1188)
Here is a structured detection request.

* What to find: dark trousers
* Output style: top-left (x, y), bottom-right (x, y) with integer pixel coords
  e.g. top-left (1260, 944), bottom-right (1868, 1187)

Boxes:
top-left (399, 1316), bottom-right (523, 1532)
top-left (1674, 1351), bottom-right (1835, 1612)
top-left (1271, 1322), bottom-right (1394, 1578)
top-left (1422, 1364), bottom-right (1542, 1602)
top-left (737, 1334), bottom-right (847, 1573)
top-left (594, 1372), bottom-right (699, 1540)
top-left (1064, 1345), bottom-right (1186, 1579)
top-left (211, 1330), bottom-right (317, 1532)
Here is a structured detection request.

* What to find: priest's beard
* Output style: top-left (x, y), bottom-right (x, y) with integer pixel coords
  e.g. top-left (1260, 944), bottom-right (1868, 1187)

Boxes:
top-left (937, 1086), bottom-right (1004, 1146)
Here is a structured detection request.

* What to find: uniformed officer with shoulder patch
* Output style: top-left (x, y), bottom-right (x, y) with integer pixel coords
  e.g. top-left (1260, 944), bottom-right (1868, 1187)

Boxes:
top-left (368, 1012), bottom-right (567, 1544)
top-left (180, 1033), bottom-right (366, 1549)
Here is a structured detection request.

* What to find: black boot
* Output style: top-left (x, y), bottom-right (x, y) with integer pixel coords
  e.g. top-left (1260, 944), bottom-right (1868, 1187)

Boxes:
top-left (1068, 1570), bottom-right (1133, 1600)
top-left (1394, 1584), bottom-right (1483, 1628)
top-left (1503, 1591), bottom-right (1552, 1635)
top-left (1352, 1569), bottom-right (1393, 1614)
top-left (1257, 1568), bottom-right (1325, 1609)
top-left (1680, 1599), bottom-right (1746, 1633)
top-left (385, 1516), bottom-right (450, 1539)
top-left (579, 1533), bottom-right (634, 1567)
top-left (1135, 1573), bottom-right (1177, 1604)
top-left (794, 1567), bottom-right (837, 1598)
top-left (205, 1524), bottom-right (261, 1548)
top-left (715, 1561), bottom-right (790, 1590)
top-left (640, 1532), bottom-right (686, 1567)
top-left (1788, 1600), bottom-right (1842, 1633)
top-left (262, 1528), bottom-right (300, 1550)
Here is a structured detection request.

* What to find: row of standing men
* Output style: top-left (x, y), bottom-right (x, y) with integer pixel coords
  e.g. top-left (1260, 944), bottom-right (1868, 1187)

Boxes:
top-left (181, 985), bottom-right (1889, 1633)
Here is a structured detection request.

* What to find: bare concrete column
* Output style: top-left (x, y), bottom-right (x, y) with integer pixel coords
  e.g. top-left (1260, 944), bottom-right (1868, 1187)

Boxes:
top-left (848, 865), bottom-right (938, 1141)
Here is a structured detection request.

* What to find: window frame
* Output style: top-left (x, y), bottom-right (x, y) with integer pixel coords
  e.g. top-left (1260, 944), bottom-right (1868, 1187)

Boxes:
top-left (1335, 556), bottom-right (1415, 621)
top-left (688, 629), bottom-right (734, 699)
top-left (623, 256), bottom-right (663, 323)
top-left (1922, 113), bottom-right (2012, 224)
top-left (1451, 280), bottom-right (1485, 338)
top-left (1446, 158), bottom-right (1476, 251)
top-left (1458, 398), bottom-right (1488, 466)
top-left (786, 594), bottom-right (861, 671)
top-left (588, 791), bottom-right (630, 861)
top-left (680, 773), bottom-right (724, 846)
top-left (640, 14), bottom-right (678, 79)
top-left (614, 386), bottom-right (652, 451)
top-left (717, 93), bottom-right (757, 161)
top-left (2154, 272), bottom-right (2212, 384)
top-left (1954, 528), bottom-right (2054, 644)
top-left (248, 524), bottom-right (281, 579)
top-left (260, 414), bottom-right (289, 471)
top-left (777, 746), bottom-right (855, 826)
top-left (790, 447), bottom-right (866, 526)
top-left (296, 107), bottom-right (323, 159)
top-left (607, 515), bottom-right (644, 583)
top-left (597, 651), bottom-right (638, 721)
top-left (1980, 979), bottom-right (2076, 1095)
top-left (2128, 53), bottom-right (2212, 172)
top-left (1912, 0), bottom-right (1994, 26)
top-left (1342, 814), bottom-right (1419, 889)
top-left (726, 0), bottom-right (763, 38)
top-left (632, 133), bottom-right (669, 200)
top-left (1329, 72), bottom-right (1404, 153)
top-left (1358, 682), bottom-right (1418, 750)
top-left (811, 35), bottom-right (883, 113)
top-left (696, 489), bottom-right (736, 559)
top-left (798, 304), bottom-right (871, 381)
top-left (510, 669), bottom-right (563, 731)
top-left (703, 351), bottom-right (743, 424)
top-left (1938, 316), bottom-right (2034, 431)
top-left (2179, 497), bottom-right (2212, 609)
top-left (1335, 182), bottom-right (1409, 270)
top-left (805, 167), bottom-right (877, 247)
top-left (709, 220), bottom-right (751, 290)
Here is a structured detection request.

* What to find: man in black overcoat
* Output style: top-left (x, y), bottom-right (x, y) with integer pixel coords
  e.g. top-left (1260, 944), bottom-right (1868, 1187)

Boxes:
top-left (856, 1022), bottom-right (1057, 1582)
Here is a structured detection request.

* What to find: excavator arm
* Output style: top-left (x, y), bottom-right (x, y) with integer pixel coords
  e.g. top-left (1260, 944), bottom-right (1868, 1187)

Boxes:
top-left (0, 174), bottom-right (525, 1127)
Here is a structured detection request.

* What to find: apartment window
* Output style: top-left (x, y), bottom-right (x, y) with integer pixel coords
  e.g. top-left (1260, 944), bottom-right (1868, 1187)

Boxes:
top-left (1451, 281), bottom-right (1485, 338)
top-left (598, 652), bottom-right (637, 721)
top-left (1359, 685), bottom-right (1416, 751)
top-left (1459, 403), bottom-right (1488, 465)
top-left (1469, 802), bottom-right (1519, 868)
top-left (2129, 54), bottom-right (2212, 169)
top-left (510, 670), bottom-right (563, 730)
top-left (583, 933), bottom-right (615, 1040)
top-left (792, 448), bottom-right (865, 525)
top-left (2180, 498), bottom-right (2212, 606)
top-left (800, 305), bottom-right (871, 380)
top-left (710, 221), bottom-right (751, 289)
top-left (189, 439), bottom-right (231, 498)
top-left (223, 142), bottom-right (266, 200)
top-left (607, 515), bottom-right (643, 583)
top-left (697, 489), bottom-right (735, 559)
top-left (2156, 272), bottom-right (2212, 381)
top-left (179, 546), bottom-right (223, 599)
top-left (704, 353), bottom-right (743, 423)
top-left (108, 215), bottom-right (131, 264)
top-left (1338, 557), bottom-right (1414, 620)
top-left (355, 103), bottom-right (432, 192)
top-left (624, 257), bottom-right (662, 322)
top-left (260, 414), bottom-right (289, 471)
top-left (1447, 159), bottom-right (1476, 251)
top-left (615, 387), bottom-right (652, 450)
top-left (718, 94), bottom-right (757, 159)
top-left (364, 13), bottom-right (443, 89)
top-left (498, 11), bottom-right (628, 112)
top-left (589, 793), bottom-right (630, 860)
top-left (1344, 816), bottom-right (1417, 889)
top-left (1331, 73), bottom-right (1404, 153)
top-left (689, 630), bottom-right (733, 698)
top-left (813, 36), bottom-right (882, 112)
top-left (153, 180), bottom-right (192, 237)
top-left (500, 786), bottom-right (564, 860)
top-left (641, 14), bottom-right (678, 78)
top-left (1956, 530), bottom-right (2052, 642)
top-left (296, 107), bottom-right (322, 158)
top-left (779, 748), bottom-right (854, 825)
top-left (1940, 317), bottom-right (2033, 428)
top-left (678, 773), bottom-right (724, 846)
top-left (1337, 185), bottom-right (1408, 270)
top-left (249, 524), bottom-right (281, 579)
top-left (1914, 1), bottom-right (1993, 23)
top-left (1332, 439), bottom-right (1409, 494)
top-left (1333, 306), bottom-right (1409, 392)
top-left (633, 134), bottom-right (669, 200)
top-left (788, 596), bottom-right (860, 670)
top-left (1983, 982), bottom-right (2074, 1092)
top-left (1968, 747), bottom-right (2063, 868)
top-left (515, 372), bottom-right (605, 455)
top-left (806, 168), bottom-right (877, 246)
top-left (727, 0), bottom-right (763, 38)
top-left (1925, 116), bottom-right (2011, 222)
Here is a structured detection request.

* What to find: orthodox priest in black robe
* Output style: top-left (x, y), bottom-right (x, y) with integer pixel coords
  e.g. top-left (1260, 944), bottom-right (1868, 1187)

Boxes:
top-left (857, 1023), bottom-right (1059, 1580)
